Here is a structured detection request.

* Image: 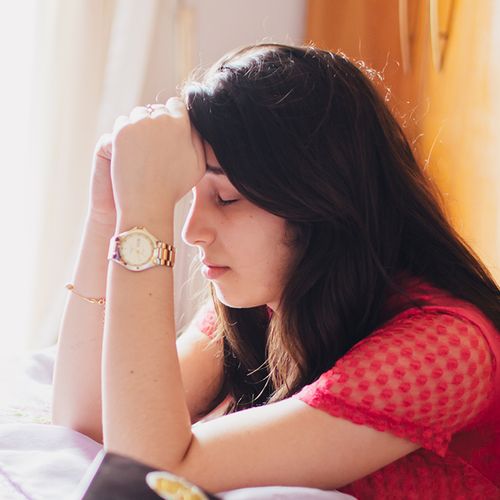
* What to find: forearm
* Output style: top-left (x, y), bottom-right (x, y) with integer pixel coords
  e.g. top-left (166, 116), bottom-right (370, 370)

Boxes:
top-left (102, 215), bottom-right (192, 470)
top-left (51, 215), bottom-right (115, 443)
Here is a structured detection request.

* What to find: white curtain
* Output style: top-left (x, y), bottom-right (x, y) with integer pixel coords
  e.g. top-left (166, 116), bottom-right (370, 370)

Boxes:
top-left (15, 0), bottom-right (205, 352)
top-left (1, 0), bottom-right (307, 355)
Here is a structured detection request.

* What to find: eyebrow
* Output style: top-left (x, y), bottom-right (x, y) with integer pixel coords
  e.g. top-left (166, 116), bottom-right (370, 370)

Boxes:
top-left (206, 164), bottom-right (226, 176)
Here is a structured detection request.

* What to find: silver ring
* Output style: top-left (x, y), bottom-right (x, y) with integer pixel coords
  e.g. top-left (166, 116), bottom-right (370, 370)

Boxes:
top-left (146, 104), bottom-right (154, 116)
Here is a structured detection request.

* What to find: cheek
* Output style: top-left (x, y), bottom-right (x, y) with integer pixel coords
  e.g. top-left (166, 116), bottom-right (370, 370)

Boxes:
top-left (213, 215), bottom-right (294, 308)
top-left (232, 214), bottom-right (293, 274)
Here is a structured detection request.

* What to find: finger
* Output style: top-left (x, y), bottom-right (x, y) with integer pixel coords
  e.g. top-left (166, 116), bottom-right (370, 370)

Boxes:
top-left (112, 115), bottom-right (129, 135)
top-left (165, 97), bottom-right (186, 118)
top-left (95, 133), bottom-right (113, 160)
top-left (149, 104), bottom-right (168, 117)
top-left (129, 104), bottom-right (167, 121)
top-left (129, 106), bottom-right (149, 122)
top-left (148, 103), bottom-right (167, 112)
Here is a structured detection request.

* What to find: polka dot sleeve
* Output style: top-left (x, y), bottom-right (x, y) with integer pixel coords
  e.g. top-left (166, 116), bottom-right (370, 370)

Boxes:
top-left (292, 310), bottom-right (495, 456)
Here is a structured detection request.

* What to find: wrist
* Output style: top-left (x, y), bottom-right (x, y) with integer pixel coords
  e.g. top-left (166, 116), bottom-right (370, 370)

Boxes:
top-left (85, 214), bottom-right (117, 239)
top-left (116, 214), bottom-right (175, 243)
top-left (87, 211), bottom-right (117, 231)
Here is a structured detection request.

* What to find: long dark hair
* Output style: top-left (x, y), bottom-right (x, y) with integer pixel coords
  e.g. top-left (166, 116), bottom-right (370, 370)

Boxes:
top-left (180, 43), bottom-right (500, 418)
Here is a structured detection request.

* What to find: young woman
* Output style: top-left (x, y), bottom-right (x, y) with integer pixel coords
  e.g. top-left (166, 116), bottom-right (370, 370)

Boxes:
top-left (52, 43), bottom-right (500, 498)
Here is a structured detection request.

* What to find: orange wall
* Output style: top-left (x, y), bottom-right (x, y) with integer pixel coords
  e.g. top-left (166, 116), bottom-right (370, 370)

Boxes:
top-left (305, 0), bottom-right (500, 282)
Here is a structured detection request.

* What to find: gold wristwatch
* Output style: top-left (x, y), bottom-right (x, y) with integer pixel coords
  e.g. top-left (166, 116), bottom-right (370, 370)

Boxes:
top-left (108, 226), bottom-right (175, 271)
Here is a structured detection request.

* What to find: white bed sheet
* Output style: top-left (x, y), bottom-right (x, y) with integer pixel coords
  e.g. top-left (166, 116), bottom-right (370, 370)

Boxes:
top-left (0, 344), bottom-right (354, 499)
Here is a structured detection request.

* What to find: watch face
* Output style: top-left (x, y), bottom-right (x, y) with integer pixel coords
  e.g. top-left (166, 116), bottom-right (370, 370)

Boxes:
top-left (120, 233), bottom-right (154, 266)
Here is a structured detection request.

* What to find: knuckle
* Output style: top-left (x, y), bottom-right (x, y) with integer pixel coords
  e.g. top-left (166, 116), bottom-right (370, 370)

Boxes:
top-left (114, 114), bottom-right (127, 124)
top-left (95, 133), bottom-right (112, 152)
top-left (112, 116), bottom-right (128, 132)
top-left (113, 122), bottom-right (134, 143)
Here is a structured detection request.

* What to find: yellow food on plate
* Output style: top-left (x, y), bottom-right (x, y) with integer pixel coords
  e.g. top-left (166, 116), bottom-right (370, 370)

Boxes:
top-left (145, 470), bottom-right (208, 500)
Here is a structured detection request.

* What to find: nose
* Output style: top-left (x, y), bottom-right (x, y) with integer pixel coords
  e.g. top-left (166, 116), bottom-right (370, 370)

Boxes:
top-left (181, 188), bottom-right (216, 248)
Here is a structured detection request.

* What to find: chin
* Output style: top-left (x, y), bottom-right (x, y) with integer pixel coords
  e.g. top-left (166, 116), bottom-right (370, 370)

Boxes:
top-left (213, 287), bottom-right (267, 309)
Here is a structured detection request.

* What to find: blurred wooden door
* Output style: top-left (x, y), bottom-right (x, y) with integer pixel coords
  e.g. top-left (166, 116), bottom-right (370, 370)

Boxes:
top-left (305, 0), bottom-right (500, 282)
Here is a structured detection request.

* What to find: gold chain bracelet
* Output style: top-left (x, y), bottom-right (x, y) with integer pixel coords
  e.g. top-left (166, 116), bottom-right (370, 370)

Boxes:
top-left (65, 283), bottom-right (106, 305)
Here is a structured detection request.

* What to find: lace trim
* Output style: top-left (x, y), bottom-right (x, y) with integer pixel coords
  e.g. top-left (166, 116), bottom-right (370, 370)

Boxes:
top-left (292, 386), bottom-right (451, 457)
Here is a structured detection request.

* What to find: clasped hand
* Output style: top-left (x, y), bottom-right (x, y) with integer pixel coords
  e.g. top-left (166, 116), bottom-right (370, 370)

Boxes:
top-left (97, 97), bottom-right (206, 224)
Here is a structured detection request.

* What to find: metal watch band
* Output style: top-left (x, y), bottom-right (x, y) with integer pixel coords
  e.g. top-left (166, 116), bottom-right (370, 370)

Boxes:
top-left (154, 241), bottom-right (175, 267)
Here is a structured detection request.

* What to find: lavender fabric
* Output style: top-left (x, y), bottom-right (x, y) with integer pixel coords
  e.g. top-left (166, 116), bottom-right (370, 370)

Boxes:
top-left (0, 345), bottom-right (354, 500)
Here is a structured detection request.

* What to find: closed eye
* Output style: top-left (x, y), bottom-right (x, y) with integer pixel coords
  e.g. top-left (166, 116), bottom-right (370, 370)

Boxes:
top-left (217, 195), bottom-right (239, 206)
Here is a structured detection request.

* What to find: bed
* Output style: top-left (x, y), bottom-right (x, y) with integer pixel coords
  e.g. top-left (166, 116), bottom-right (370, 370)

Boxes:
top-left (0, 344), bottom-right (354, 499)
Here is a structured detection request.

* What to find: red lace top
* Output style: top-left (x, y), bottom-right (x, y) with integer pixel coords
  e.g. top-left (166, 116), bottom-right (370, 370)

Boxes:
top-left (195, 277), bottom-right (500, 499)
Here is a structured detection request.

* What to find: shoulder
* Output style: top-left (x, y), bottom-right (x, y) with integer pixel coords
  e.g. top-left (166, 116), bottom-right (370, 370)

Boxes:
top-left (293, 307), bottom-right (496, 456)
top-left (193, 302), bottom-right (218, 338)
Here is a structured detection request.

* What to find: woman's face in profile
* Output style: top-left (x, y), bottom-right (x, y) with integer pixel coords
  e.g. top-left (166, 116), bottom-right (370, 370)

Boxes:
top-left (182, 141), bottom-right (294, 311)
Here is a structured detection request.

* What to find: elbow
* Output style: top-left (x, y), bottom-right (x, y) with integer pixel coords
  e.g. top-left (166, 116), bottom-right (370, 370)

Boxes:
top-left (51, 410), bottom-right (103, 445)
top-left (166, 432), bottom-right (197, 480)
top-left (79, 426), bottom-right (104, 445)
top-left (140, 433), bottom-right (196, 477)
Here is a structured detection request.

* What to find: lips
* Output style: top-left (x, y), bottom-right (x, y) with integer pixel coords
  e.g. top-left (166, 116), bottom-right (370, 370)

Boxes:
top-left (200, 259), bottom-right (230, 280)
top-left (202, 259), bottom-right (227, 268)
